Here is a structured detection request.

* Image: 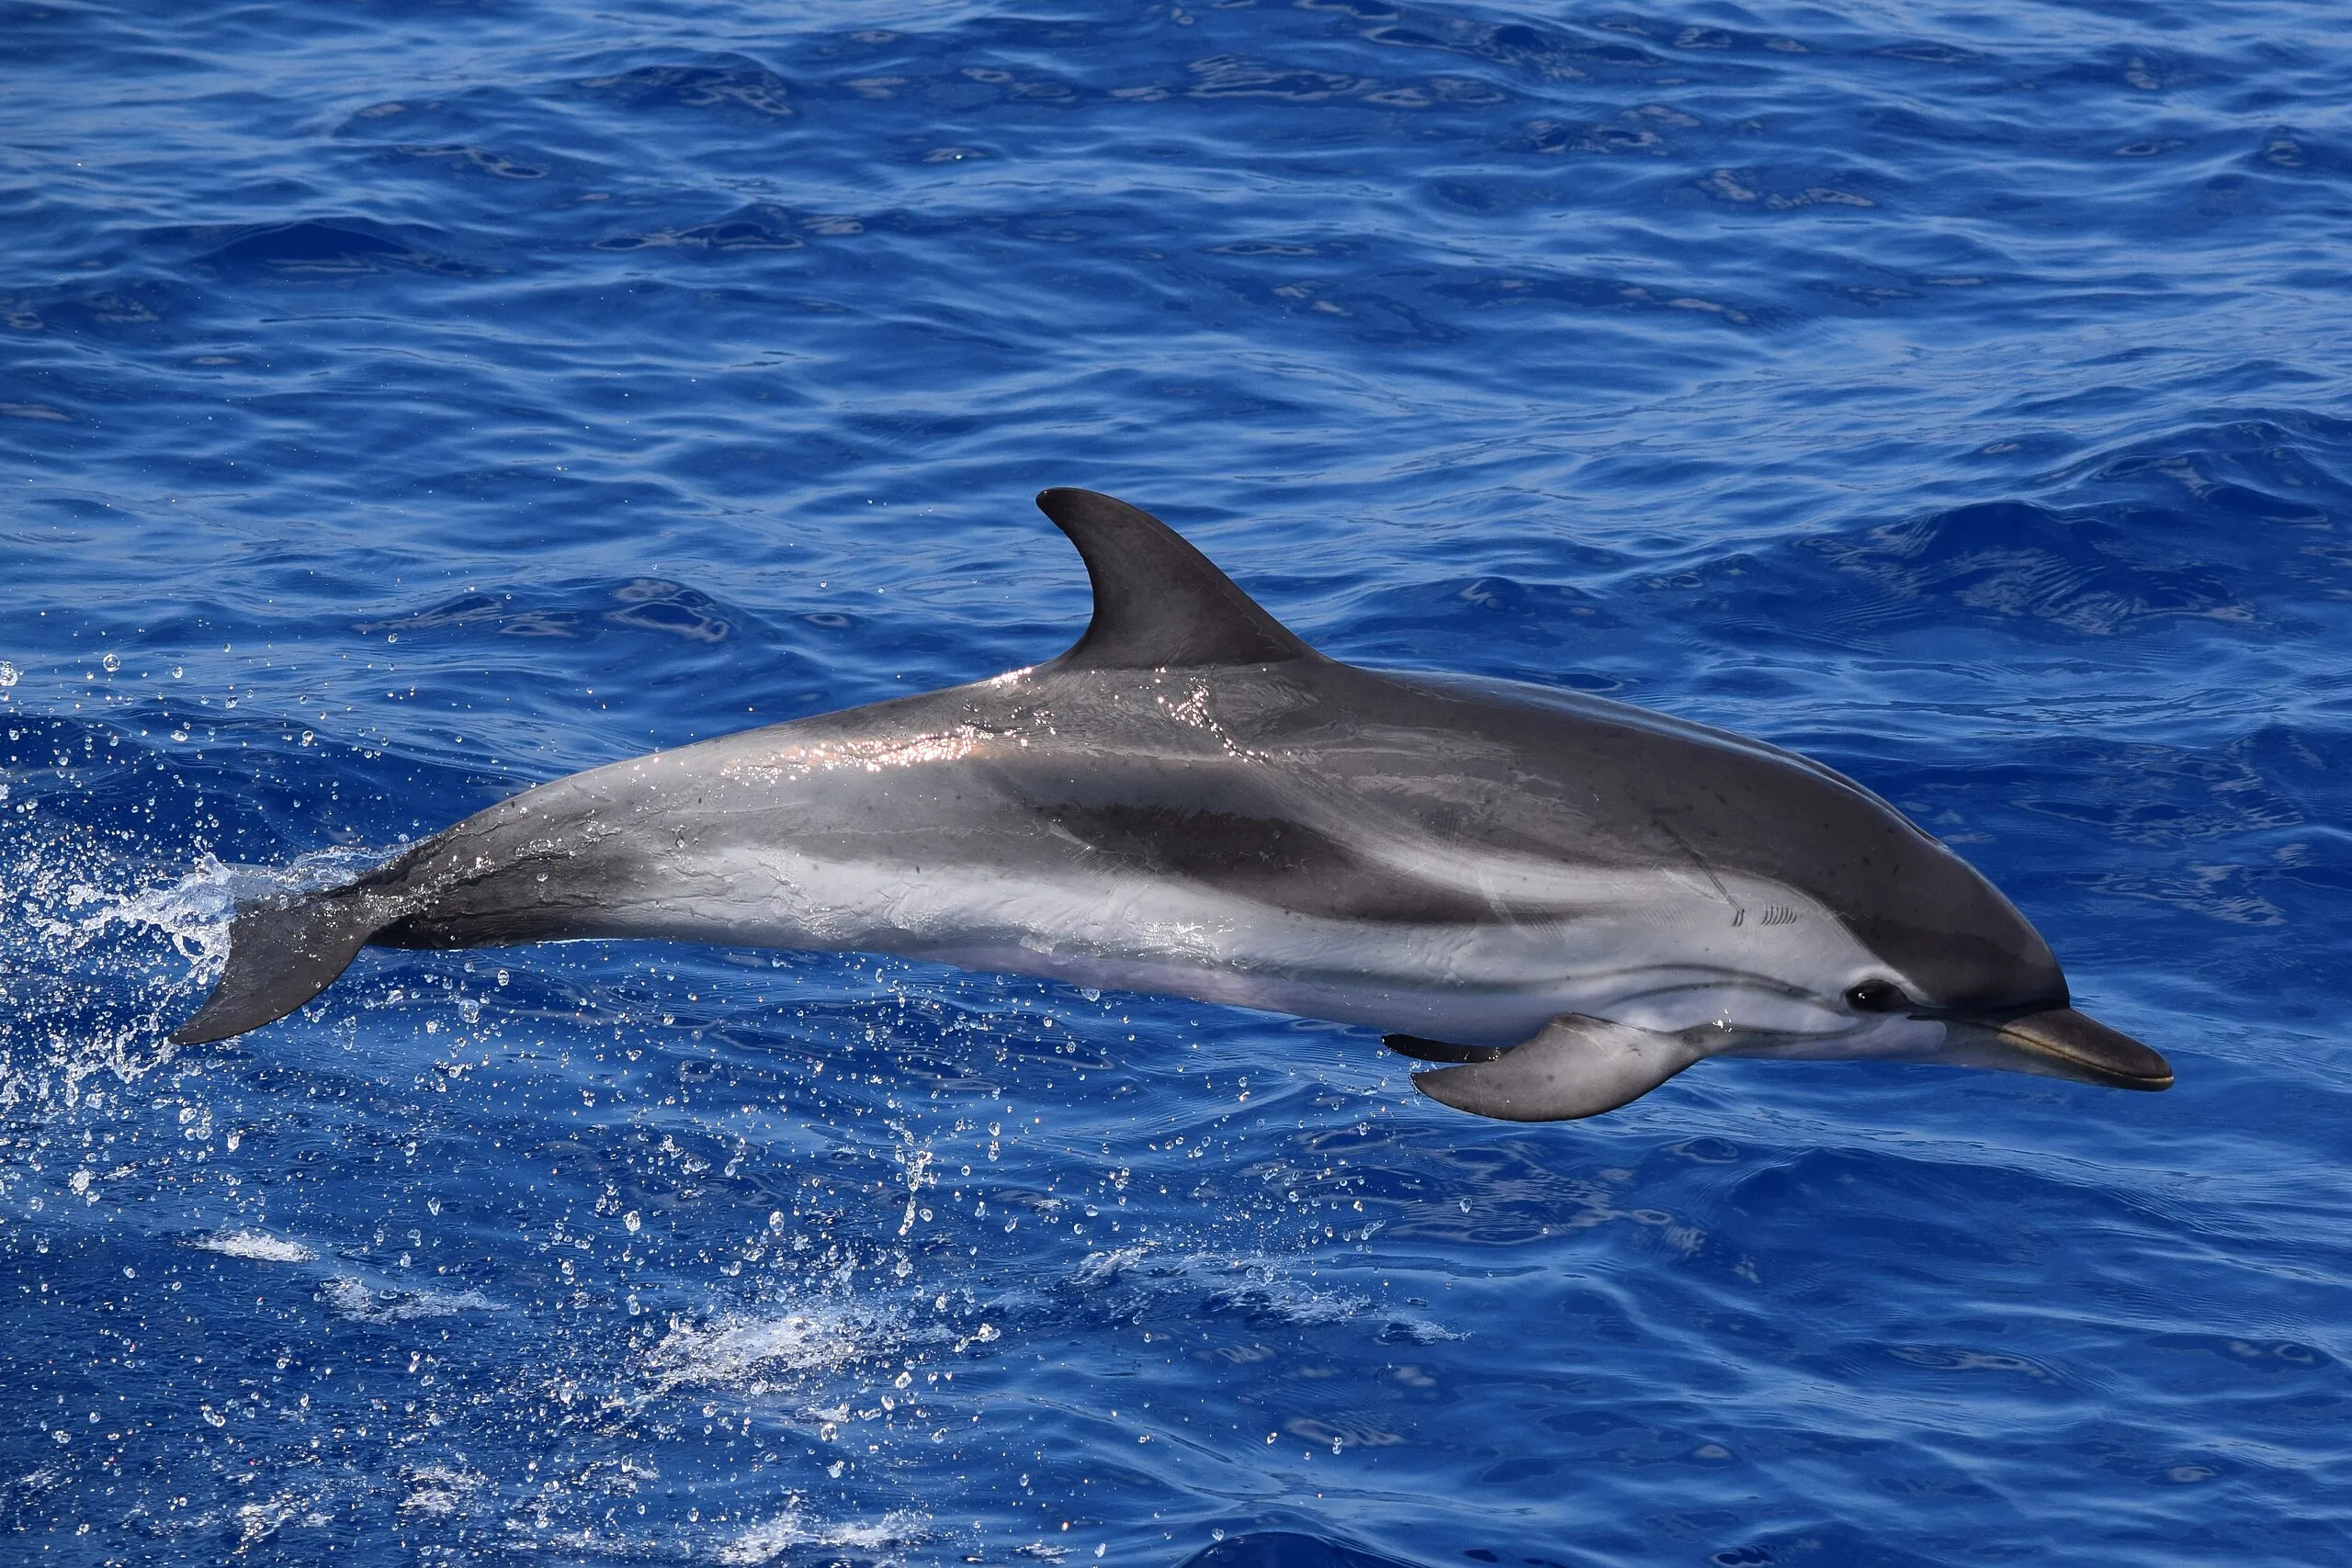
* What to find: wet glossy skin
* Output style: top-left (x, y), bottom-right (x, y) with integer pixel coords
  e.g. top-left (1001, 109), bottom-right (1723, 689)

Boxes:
top-left (173, 489), bottom-right (2169, 1110)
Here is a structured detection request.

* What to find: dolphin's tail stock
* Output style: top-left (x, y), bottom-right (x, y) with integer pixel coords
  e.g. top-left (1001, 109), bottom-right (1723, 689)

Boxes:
top-left (171, 884), bottom-right (398, 1046)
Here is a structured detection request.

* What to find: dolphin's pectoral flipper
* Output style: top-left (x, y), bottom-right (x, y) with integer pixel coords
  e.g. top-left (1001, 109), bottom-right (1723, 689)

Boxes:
top-left (170, 888), bottom-right (397, 1047)
top-left (1035, 488), bottom-right (1320, 671)
top-left (1411, 1014), bottom-right (1709, 1122)
top-left (1383, 1033), bottom-right (1508, 1065)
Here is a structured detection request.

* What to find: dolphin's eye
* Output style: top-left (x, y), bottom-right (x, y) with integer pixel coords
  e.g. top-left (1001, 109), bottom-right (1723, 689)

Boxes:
top-left (1844, 978), bottom-right (1908, 1012)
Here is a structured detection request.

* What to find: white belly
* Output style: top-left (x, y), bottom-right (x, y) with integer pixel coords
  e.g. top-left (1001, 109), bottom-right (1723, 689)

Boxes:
top-left (606, 843), bottom-right (1883, 1047)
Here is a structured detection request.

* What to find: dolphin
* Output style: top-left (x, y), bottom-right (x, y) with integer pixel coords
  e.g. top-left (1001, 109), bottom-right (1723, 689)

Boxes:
top-left (169, 489), bottom-right (2171, 1119)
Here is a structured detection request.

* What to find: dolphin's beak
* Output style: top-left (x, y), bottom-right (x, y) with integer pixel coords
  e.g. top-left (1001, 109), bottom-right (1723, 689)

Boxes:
top-left (1962, 1007), bottom-right (2173, 1091)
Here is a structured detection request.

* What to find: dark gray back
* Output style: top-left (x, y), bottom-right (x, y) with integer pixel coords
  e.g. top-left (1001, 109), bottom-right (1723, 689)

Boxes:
top-left (1022, 489), bottom-right (2068, 1016)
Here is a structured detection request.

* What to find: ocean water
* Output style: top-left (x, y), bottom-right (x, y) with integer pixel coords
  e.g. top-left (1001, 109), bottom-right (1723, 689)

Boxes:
top-left (3, 0), bottom-right (2348, 1562)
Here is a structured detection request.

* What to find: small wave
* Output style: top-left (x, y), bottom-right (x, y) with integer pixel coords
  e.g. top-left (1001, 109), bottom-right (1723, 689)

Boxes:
top-left (576, 56), bottom-right (794, 118)
top-left (183, 219), bottom-right (468, 277)
top-left (354, 579), bottom-right (742, 646)
top-left (1181, 1530), bottom-right (1425, 1568)
top-left (1800, 500), bottom-right (2256, 638)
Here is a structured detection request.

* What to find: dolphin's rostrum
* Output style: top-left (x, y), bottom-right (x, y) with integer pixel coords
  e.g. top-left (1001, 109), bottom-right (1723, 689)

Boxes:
top-left (172, 489), bottom-right (2172, 1118)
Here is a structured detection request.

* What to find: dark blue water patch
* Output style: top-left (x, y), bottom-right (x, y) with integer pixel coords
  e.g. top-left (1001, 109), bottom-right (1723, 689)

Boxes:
top-left (0, 276), bottom-right (195, 341)
top-left (175, 219), bottom-right (477, 280)
top-left (354, 577), bottom-right (748, 647)
top-left (1180, 1530), bottom-right (1429, 1568)
top-left (1791, 500), bottom-right (2256, 641)
top-left (2045, 412), bottom-right (2352, 525)
top-left (574, 55), bottom-right (797, 119)
top-left (592, 201), bottom-right (809, 254)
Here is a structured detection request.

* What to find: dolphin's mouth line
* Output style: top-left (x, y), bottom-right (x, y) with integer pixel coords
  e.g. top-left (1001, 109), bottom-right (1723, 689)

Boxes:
top-left (1995, 1033), bottom-right (2174, 1088)
top-left (1981, 1007), bottom-right (2174, 1090)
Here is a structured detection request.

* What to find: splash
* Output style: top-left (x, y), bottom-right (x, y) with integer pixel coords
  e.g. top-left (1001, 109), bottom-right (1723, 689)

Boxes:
top-left (0, 826), bottom-right (222, 1116)
top-left (0, 816), bottom-right (396, 1120)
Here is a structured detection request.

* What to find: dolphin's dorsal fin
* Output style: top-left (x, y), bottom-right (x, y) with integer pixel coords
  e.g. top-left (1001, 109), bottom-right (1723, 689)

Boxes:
top-left (1035, 488), bottom-right (1318, 671)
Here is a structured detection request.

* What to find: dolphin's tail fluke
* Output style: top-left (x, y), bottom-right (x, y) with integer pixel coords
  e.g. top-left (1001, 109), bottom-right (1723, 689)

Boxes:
top-left (171, 887), bottom-right (393, 1045)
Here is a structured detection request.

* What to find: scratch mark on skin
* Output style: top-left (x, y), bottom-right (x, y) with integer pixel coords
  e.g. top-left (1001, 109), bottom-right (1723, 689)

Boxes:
top-left (1651, 812), bottom-right (1749, 928)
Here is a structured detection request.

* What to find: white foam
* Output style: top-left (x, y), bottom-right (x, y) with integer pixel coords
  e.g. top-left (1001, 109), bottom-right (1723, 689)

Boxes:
top-left (232, 1492), bottom-right (330, 1549)
top-left (1377, 1315), bottom-right (1465, 1345)
top-left (716, 1505), bottom-right (927, 1564)
top-left (645, 1306), bottom-right (876, 1394)
top-left (193, 1229), bottom-right (317, 1264)
top-left (320, 1277), bottom-right (503, 1323)
top-left (1069, 1245), bottom-right (1149, 1288)
top-left (398, 1465), bottom-right (485, 1518)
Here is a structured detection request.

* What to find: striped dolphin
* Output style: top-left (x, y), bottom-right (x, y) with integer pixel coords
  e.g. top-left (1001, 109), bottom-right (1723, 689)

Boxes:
top-left (170, 489), bottom-right (2171, 1119)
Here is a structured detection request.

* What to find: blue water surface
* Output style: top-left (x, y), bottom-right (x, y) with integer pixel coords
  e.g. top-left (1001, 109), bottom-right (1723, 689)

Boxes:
top-left (4, 1), bottom-right (2349, 1563)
